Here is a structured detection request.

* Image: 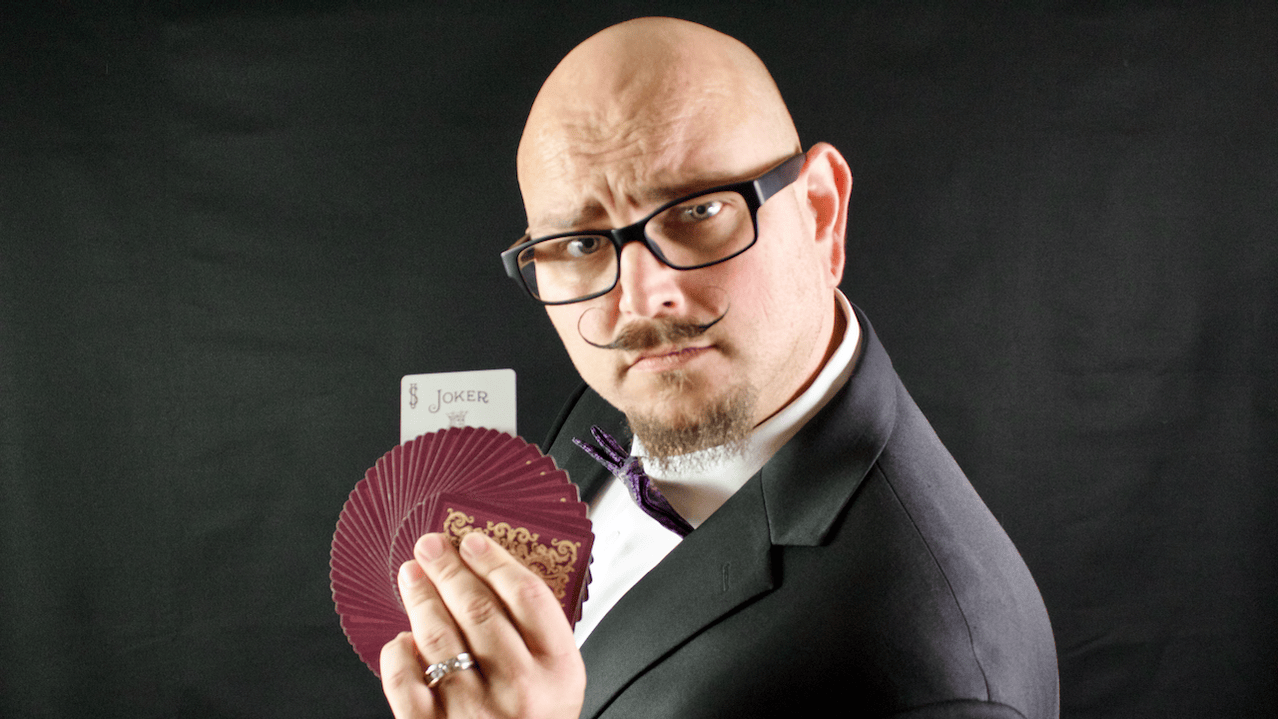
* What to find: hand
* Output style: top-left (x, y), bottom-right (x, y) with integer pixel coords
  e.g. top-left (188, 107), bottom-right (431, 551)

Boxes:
top-left (379, 532), bottom-right (586, 719)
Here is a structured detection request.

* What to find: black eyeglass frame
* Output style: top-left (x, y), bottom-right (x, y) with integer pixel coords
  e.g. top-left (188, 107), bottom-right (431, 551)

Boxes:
top-left (501, 152), bottom-right (808, 305)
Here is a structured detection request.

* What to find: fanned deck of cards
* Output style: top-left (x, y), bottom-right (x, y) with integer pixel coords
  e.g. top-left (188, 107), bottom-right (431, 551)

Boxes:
top-left (330, 427), bottom-right (593, 675)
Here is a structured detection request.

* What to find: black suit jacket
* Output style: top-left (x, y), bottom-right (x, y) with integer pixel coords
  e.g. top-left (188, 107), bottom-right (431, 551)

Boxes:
top-left (544, 307), bottom-right (1059, 718)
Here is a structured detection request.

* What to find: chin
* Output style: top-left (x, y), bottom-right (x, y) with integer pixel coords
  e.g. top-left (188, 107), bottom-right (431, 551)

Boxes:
top-left (622, 378), bottom-right (758, 462)
top-left (627, 369), bottom-right (710, 415)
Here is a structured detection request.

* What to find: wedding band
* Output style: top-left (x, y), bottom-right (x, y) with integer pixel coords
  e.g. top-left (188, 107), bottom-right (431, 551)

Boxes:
top-left (424, 652), bottom-right (476, 688)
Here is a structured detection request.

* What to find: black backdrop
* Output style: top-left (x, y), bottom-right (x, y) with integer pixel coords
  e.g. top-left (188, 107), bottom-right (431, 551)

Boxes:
top-left (2, 2), bottom-right (1274, 717)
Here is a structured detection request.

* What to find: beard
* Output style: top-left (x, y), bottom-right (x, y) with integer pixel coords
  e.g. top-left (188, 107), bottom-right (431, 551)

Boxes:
top-left (590, 306), bottom-right (754, 465)
top-left (624, 371), bottom-right (757, 467)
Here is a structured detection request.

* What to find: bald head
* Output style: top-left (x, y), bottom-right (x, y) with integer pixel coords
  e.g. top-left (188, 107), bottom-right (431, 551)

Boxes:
top-left (517, 18), bottom-right (800, 233)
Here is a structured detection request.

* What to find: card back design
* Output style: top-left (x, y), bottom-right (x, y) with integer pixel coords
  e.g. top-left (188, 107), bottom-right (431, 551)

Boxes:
top-left (330, 427), bottom-right (592, 676)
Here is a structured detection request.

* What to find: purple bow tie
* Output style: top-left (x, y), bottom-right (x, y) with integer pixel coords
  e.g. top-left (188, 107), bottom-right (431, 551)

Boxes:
top-left (574, 426), bottom-right (693, 537)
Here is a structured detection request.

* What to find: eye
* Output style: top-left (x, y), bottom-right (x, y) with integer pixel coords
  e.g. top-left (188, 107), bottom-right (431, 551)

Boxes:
top-left (680, 200), bottom-right (723, 222)
top-left (565, 236), bottom-right (605, 258)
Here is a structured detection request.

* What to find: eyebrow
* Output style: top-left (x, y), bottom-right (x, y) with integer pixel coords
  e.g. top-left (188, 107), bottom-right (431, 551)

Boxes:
top-left (641, 172), bottom-right (745, 203)
top-left (531, 173), bottom-right (746, 236)
top-left (538, 204), bottom-right (610, 232)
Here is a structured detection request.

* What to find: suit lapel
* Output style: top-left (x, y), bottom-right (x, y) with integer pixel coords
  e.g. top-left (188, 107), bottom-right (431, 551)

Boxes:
top-left (578, 473), bottom-right (774, 718)
top-left (761, 305), bottom-right (898, 546)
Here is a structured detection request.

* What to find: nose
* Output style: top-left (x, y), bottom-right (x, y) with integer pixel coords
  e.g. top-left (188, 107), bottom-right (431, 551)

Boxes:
top-left (614, 239), bottom-right (687, 318)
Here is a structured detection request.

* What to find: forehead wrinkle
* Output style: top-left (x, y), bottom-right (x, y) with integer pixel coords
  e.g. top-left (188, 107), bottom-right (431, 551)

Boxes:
top-left (529, 123), bottom-right (689, 232)
top-left (519, 19), bottom-right (798, 236)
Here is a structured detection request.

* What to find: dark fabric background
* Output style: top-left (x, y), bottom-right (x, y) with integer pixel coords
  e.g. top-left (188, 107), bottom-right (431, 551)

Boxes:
top-left (1, 2), bottom-right (1274, 717)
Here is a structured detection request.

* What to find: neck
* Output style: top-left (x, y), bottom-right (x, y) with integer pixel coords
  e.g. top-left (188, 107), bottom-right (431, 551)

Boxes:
top-left (753, 292), bottom-right (851, 428)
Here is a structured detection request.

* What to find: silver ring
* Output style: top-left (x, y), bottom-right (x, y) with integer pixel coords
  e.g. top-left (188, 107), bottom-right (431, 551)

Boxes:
top-left (424, 652), bottom-right (476, 688)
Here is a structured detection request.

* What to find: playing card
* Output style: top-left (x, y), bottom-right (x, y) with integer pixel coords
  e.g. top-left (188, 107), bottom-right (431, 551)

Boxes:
top-left (400, 369), bottom-right (516, 443)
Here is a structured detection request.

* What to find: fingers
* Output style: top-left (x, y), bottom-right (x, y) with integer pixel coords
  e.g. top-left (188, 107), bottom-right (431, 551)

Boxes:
top-left (397, 548), bottom-right (487, 708)
top-left (452, 532), bottom-right (578, 661)
top-left (387, 532), bottom-right (585, 719)
top-left (411, 533), bottom-right (533, 678)
top-left (379, 631), bottom-right (436, 719)
top-left (398, 556), bottom-right (479, 667)
top-left (409, 532), bottom-right (584, 694)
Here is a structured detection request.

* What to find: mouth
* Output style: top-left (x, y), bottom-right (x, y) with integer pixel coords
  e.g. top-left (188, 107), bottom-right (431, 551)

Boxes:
top-left (627, 344), bottom-right (714, 372)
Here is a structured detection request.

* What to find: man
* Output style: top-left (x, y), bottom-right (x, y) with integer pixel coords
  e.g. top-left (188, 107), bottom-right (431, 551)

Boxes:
top-left (381, 17), bottom-right (1059, 719)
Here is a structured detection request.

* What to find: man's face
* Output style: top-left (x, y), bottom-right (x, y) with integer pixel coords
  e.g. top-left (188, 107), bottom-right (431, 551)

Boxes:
top-left (521, 89), bottom-right (840, 457)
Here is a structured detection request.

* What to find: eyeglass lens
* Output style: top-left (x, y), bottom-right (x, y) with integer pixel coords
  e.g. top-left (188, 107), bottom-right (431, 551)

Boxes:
top-left (517, 190), bottom-right (754, 303)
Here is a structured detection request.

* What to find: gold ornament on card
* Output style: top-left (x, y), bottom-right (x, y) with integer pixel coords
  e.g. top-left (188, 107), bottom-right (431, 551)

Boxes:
top-left (442, 508), bottom-right (581, 600)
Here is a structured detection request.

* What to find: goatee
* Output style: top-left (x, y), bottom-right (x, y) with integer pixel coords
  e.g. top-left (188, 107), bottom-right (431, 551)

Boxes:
top-left (626, 374), bottom-right (757, 467)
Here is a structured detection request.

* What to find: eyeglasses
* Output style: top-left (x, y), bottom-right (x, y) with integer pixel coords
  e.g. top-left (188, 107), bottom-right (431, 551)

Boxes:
top-left (501, 153), bottom-right (807, 304)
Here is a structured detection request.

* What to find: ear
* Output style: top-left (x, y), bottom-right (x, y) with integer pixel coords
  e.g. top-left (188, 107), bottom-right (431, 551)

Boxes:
top-left (800, 142), bottom-right (853, 287)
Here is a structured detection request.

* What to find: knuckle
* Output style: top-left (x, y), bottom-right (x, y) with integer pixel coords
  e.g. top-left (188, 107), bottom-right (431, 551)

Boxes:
top-left (458, 592), bottom-right (506, 627)
top-left (378, 634), bottom-right (419, 690)
top-left (378, 632), bottom-right (407, 662)
top-left (430, 553), bottom-right (467, 584)
top-left (416, 622), bottom-right (458, 657)
top-left (566, 661), bottom-right (588, 695)
top-left (512, 572), bottom-right (554, 606)
top-left (380, 661), bottom-right (418, 693)
top-left (399, 579), bottom-right (435, 608)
